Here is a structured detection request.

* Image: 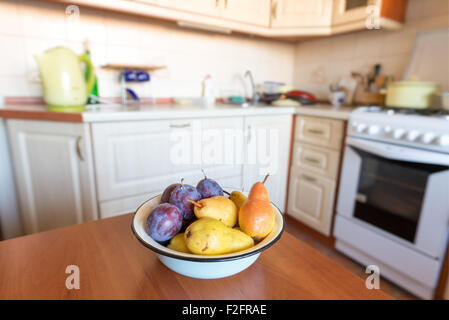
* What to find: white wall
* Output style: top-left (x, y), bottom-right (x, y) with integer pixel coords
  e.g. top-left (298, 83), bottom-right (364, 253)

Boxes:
top-left (0, 0), bottom-right (295, 100)
top-left (293, 0), bottom-right (449, 100)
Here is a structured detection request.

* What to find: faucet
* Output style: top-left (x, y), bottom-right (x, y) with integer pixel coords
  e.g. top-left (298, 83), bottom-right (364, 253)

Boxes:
top-left (244, 70), bottom-right (259, 106)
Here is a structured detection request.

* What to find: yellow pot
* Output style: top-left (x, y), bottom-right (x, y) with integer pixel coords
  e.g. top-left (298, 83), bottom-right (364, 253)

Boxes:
top-left (383, 81), bottom-right (438, 109)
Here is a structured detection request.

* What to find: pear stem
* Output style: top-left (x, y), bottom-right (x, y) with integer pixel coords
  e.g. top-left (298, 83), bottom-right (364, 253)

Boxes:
top-left (201, 168), bottom-right (207, 179)
top-left (180, 178), bottom-right (185, 190)
top-left (187, 198), bottom-right (203, 208)
top-left (262, 174), bottom-right (270, 184)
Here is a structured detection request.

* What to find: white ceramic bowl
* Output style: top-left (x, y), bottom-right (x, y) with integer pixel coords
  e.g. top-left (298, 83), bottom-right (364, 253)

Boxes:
top-left (131, 191), bottom-right (284, 279)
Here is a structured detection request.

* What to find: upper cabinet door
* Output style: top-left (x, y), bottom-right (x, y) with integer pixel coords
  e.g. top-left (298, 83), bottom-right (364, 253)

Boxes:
top-left (156, 0), bottom-right (222, 17)
top-left (221, 0), bottom-right (271, 27)
top-left (332, 0), bottom-right (379, 25)
top-left (271, 0), bottom-right (333, 28)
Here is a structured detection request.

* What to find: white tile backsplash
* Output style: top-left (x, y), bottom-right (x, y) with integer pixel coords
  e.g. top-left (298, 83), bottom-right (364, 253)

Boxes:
top-left (0, 0), bottom-right (295, 99)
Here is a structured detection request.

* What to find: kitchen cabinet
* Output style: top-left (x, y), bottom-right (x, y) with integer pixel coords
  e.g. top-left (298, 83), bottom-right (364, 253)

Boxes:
top-left (271, 0), bottom-right (333, 29)
top-left (92, 117), bottom-right (244, 214)
top-left (243, 115), bottom-right (292, 211)
top-left (287, 115), bottom-right (345, 236)
top-left (332, 0), bottom-right (408, 33)
top-left (288, 167), bottom-right (336, 235)
top-left (221, 0), bottom-right (271, 26)
top-left (295, 116), bottom-right (344, 150)
top-left (55, 0), bottom-right (408, 38)
top-left (155, 0), bottom-right (221, 17)
top-left (6, 120), bottom-right (98, 234)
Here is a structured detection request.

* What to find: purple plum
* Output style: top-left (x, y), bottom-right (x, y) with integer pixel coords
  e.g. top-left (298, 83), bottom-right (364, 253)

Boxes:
top-left (169, 179), bottom-right (201, 221)
top-left (160, 183), bottom-right (181, 203)
top-left (196, 170), bottom-right (223, 199)
top-left (146, 203), bottom-right (182, 243)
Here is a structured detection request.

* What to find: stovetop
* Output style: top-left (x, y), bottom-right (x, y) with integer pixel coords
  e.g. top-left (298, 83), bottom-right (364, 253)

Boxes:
top-left (348, 107), bottom-right (449, 153)
top-left (361, 106), bottom-right (449, 119)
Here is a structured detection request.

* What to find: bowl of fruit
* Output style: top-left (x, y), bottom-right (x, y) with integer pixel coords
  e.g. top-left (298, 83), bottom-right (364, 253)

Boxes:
top-left (131, 172), bottom-right (284, 279)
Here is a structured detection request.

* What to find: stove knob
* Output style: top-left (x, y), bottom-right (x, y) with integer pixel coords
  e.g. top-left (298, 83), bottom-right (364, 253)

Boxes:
top-left (393, 128), bottom-right (406, 139)
top-left (419, 132), bottom-right (436, 144)
top-left (433, 135), bottom-right (449, 147)
top-left (356, 124), bottom-right (368, 133)
top-left (368, 125), bottom-right (380, 135)
top-left (406, 130), bottom-right (420, 142)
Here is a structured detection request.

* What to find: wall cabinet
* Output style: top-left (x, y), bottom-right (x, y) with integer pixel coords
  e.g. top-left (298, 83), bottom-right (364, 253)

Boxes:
top-left (155, 0), bottom-right (221, 18)
top-left (221, 0), bottom-right (271, 26)
top-left (7, 120), bottom-right (98, 234)
top-left (287, 115), bottom-right (345, 236)
top-left (58, 0), bottom-right (408, 39)
top-left (271, 0), bottom-right (333, 29)
top-left (332, 0), bottom-right (407, 33)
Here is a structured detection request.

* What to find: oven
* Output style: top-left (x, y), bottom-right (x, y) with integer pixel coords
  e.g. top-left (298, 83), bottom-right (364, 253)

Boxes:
top-left (337, 136), bottom-right (449, 259)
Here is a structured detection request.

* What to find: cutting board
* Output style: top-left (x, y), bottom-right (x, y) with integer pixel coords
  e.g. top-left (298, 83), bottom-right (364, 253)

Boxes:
top-left (404, 28), bottom-right (449, 92)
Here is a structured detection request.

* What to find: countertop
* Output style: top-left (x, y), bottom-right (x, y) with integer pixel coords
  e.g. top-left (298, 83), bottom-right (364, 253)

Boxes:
top-left (0, 213), bottom-right (389, 299)
top-left (0, 103), bottom-right (353, 123)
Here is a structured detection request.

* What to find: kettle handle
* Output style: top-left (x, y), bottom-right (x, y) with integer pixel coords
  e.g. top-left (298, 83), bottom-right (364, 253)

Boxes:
top-left (78, 54), bottom-right (95, 100)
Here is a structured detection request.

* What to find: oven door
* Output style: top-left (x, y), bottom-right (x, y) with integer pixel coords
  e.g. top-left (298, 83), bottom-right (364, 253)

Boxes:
top-left (337, 137), bottom-right (449, 258)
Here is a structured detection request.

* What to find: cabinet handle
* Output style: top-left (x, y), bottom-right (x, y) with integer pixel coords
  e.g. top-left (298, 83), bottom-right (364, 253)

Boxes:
top-left (247, 125), bottom-right (252, 144)
top-left (302, 174), bottom-right (316, 183)
top-left (306, 128), bottom-right (324, 135)
top-left (76, 136), bottom-right (84, 161)
top-left (215, 0), bottom-right (219, 8)
top-left (224, 0), bottom-right (228, 9)
top-left (169, 123), bottom-right (191, 128)
top-left (304, 157), bottom-right (320, 164)
top-left (271, 1), bottom-right (278, 20)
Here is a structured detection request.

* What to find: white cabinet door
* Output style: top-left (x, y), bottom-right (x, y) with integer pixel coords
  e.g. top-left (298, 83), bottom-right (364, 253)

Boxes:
top-left (7, 120), bottom-right (98, 234)
top-left (156, 0), bottom-right (221, 17)
top-left (271, 0), bottom-right (333, 28)
top-left (242, 115), bottom-right (292, 212)
top-left (92, 117), bottom-right (244, 202)
top-left (287, 167), bottom-right (336, 236)
top-left (221, 0), bottom-right (271, 26)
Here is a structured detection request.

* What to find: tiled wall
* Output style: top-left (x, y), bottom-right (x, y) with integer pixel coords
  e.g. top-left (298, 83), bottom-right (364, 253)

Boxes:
top-left (0, 0), bottom-right (295, 99)
top-left (293, 0), bottom-right (449, 100)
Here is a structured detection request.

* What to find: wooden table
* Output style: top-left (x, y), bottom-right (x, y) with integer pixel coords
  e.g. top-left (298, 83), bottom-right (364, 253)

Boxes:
top-left (0, 214), bottom-right (390, 300)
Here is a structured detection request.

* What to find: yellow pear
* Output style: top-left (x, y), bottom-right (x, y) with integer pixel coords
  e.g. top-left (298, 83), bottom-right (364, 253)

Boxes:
top-left (229, 191), bottom-right (247, 211)
top-left (185, 217), bottom-right (254, 255)
top-left (188, 196), bottom-right (237, 227)
top-left (167, 233), bottom-right (190, 253)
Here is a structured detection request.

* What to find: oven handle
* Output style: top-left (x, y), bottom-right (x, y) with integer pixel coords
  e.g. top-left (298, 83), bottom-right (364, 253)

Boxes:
top-left (346, 137), bottom-right (449, 166)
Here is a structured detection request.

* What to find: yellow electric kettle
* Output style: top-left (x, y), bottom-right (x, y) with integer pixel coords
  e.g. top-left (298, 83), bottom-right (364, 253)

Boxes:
top-left (35, 46), bottom-right (95, 111)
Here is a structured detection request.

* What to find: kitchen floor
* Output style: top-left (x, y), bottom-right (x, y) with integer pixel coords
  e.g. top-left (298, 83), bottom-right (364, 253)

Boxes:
top-left (284, 216), bottom-right (418, 300)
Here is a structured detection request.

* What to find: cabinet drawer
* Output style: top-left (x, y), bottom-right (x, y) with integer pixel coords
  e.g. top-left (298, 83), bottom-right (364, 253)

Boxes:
top-left (99, 175), bottom-right (243, 219)
top-left (287, 167), bottom-right (336, 236)
top-left (295, 115), bottom-right (344, 150)
top-left (292, 142), bottom-right (340, 180)
top-left (92, 117), bottom-right (243, 202)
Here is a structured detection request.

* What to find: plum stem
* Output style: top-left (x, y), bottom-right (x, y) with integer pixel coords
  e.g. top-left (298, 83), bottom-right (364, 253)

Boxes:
top-left (187, 198), bottom-right (203, 208)
top-left (201, 168), bottom-right (207, 179)
top-left (262, 174), bottom-right (270, 184)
